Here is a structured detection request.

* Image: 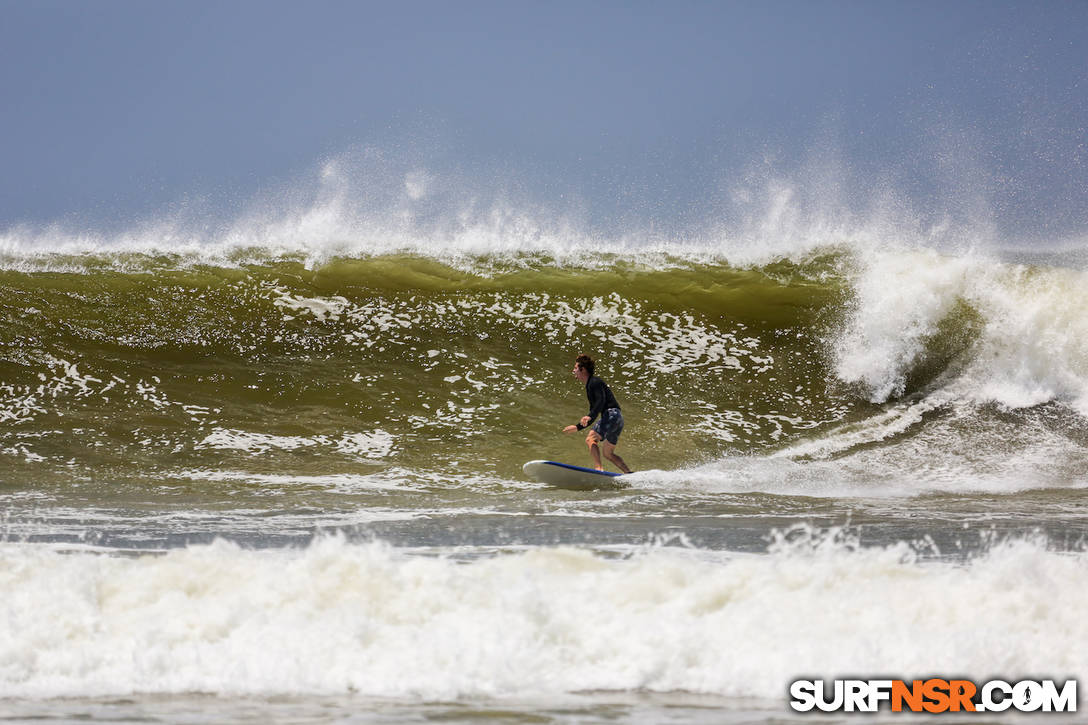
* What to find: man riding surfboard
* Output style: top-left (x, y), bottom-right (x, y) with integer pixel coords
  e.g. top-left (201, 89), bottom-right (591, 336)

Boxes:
top-left (563, 354), bottom-right (633, 473)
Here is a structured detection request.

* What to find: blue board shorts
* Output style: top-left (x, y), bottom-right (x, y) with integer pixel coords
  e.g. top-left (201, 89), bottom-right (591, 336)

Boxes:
top-left (592, 407), bottom-right (624, 445)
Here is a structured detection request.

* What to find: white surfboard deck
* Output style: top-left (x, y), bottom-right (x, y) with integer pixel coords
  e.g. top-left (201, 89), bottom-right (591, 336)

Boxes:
top-left (523, 460), bottom-right (626, 490)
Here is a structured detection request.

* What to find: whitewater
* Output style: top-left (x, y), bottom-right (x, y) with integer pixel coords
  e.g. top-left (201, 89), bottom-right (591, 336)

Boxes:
top-left (2, 159), bottom-right (1087, 723)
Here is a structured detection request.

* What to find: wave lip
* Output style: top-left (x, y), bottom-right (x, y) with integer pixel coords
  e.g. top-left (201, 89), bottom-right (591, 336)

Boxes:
top-left (835, 248), bottom-right (1088, 415)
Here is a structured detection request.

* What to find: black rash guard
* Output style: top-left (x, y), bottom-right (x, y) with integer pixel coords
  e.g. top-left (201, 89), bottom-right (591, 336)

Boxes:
top-left (576, 376), bottom-right (620, 430)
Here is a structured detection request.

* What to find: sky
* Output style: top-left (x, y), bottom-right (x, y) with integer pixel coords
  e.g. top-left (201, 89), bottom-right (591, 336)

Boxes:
top-left (1, 0), bottom-right (1086, 240)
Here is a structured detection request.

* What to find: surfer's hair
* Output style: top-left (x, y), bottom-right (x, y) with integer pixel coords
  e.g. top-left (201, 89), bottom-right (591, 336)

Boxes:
top-left (575, 354), bottom-right (594, 377)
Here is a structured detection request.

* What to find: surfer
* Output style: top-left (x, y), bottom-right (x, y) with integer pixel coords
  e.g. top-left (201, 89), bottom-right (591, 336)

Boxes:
top-left (563, 354), bottom-right (633, 473)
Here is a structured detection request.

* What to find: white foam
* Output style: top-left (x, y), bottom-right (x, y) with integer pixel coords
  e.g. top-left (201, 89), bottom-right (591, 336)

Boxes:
top-left (272, 290), bottom-right (351, 321)
top-left (835, 249), bottom-right (974, 401)
top-left (637, 408), bottom-right (1088, 498)
top-left (835, 248), bottom-right (1088, 413)
top-left (1, 535), bottom-right (1085, 699)
top-left (196, 428), bottom-right (393, 459)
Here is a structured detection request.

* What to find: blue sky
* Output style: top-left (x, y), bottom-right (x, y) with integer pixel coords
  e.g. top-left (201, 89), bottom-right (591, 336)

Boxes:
top-left (1, 0), bottom-right (1086, 238)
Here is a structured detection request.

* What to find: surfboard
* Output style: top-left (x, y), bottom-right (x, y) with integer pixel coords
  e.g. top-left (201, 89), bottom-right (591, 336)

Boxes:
top-left (522, 460), bottom-right (626, 490)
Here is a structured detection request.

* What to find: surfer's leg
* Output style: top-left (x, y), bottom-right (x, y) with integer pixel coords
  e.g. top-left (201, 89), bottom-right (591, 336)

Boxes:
top-left (601, 441), bottom-right (632, 474)
top-left (585, 431), bottom-right (603, 470)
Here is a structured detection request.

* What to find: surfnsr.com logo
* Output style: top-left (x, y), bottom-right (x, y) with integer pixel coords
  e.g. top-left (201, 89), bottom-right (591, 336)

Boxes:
top-left (790, 679), bottom-right (1077, 713)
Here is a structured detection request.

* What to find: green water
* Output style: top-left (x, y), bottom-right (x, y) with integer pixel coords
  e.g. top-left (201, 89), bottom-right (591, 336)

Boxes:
top-left (0, 253), bottom-right (861, 487)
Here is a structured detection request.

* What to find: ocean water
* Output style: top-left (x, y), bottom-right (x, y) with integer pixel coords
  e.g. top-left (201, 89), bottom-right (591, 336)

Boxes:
top-left (1, 202), bottom-right (1087, 723)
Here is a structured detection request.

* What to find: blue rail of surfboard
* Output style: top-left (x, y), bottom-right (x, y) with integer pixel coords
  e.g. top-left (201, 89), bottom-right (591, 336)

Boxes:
top-left (541, 461), bottom-right (622, 477)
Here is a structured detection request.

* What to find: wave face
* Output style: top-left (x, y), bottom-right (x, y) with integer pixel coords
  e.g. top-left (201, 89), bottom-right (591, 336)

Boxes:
top-left (0, 253), bottom-right (832, 474)
top-left (0, 242), bottom-right (1083, 492)
top-left (0, 246), bottom-right (1086, 497)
